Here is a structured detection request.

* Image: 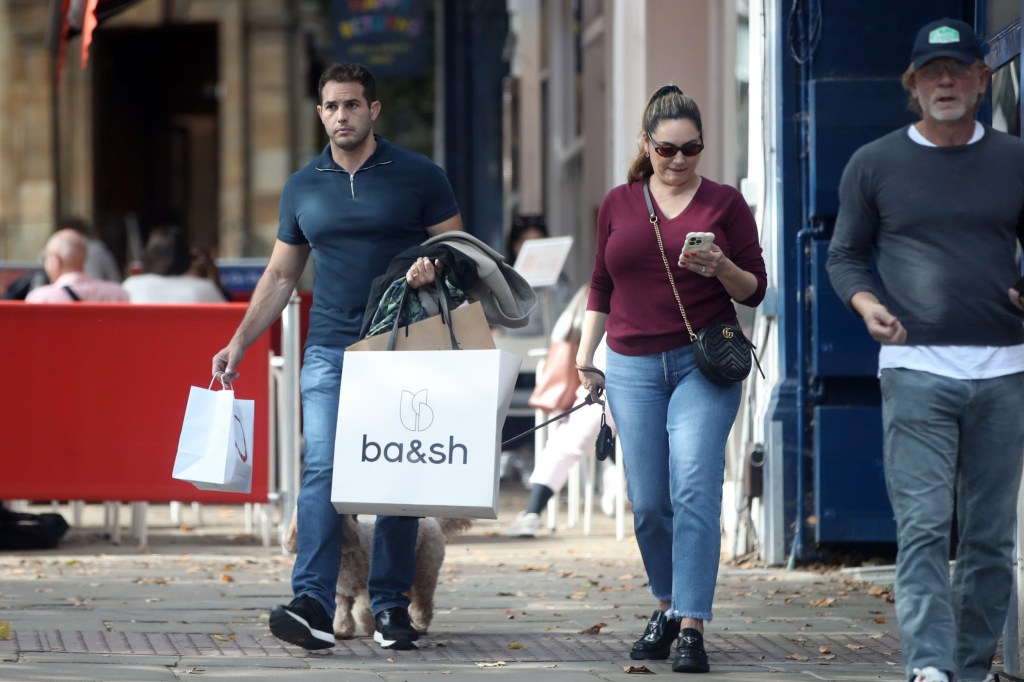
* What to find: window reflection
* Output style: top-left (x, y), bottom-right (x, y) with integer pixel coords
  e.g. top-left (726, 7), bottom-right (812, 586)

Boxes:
top-left (991, 57), bottom-right (1020, 136)
top-left (985, 0), bottom-right (1020, 37)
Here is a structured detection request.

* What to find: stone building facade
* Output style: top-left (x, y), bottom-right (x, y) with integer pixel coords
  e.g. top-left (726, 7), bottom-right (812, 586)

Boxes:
top-left (0, 0), bottom-right (321, 264)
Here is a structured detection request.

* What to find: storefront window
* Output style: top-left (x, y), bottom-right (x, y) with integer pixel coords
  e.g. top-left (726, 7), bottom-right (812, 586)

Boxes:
top-left (991, 56), bottom-right (1020, 136)
top-left (985, 0), bottom-right (1020, 37)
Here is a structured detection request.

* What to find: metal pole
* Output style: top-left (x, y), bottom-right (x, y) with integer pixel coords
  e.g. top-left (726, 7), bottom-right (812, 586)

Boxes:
top-left (277, 292), bottom-right (302, 551)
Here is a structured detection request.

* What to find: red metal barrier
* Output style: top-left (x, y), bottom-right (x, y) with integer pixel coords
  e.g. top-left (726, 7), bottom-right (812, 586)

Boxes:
top-left (0, 302), bottom-right (271, 503)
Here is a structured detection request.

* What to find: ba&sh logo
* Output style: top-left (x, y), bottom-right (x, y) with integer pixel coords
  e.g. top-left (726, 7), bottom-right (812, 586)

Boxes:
top-left (359, 386), bottom-right (469, 465)
top-left (400, 389), bottom-right (433, 431)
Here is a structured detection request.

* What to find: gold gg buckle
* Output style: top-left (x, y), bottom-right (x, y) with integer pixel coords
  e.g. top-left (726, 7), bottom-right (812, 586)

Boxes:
top-left (722, 328), bottom-right (734, 339)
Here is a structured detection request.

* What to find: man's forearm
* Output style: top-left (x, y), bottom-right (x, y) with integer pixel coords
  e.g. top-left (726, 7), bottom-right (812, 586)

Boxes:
top-left (849, 291), bottom-right (880, 318)
top-left (230, 271), bottom-right (297, 351)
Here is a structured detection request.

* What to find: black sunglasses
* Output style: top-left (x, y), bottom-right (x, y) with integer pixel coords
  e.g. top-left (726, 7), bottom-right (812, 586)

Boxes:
top-left (647, 134), bottom-right (704, 158)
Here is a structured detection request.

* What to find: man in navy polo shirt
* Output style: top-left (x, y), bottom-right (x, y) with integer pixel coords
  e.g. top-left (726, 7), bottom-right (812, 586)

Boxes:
top-left (212, 62), bottom-right (462, 652)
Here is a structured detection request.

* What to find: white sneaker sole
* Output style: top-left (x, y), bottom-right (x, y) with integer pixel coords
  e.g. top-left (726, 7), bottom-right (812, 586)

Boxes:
top-left (269, 605), bottom-right (335, 649)
top-left (373, 630), bottom-right (418, 650)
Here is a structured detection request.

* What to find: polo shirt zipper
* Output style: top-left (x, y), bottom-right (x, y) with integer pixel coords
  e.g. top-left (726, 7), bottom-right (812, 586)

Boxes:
top-left (315, 159), bottom-right (393, 199)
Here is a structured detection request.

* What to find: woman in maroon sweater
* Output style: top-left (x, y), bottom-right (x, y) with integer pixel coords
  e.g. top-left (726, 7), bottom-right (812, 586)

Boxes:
top-left (575, 85), bottom-right (766, 674)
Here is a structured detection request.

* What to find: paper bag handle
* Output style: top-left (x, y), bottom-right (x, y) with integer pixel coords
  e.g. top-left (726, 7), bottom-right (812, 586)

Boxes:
top-left (209, 373), bottom-right (233, 390)
top-left (385, 272), bottom-right (460, 352)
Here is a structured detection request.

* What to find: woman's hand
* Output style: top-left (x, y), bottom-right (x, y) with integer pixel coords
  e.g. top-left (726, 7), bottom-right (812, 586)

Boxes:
top-left (406, 257), bottom-right (444, 290)
top-left (576, 365), bottom-right (606, 404)
top-left (681, 245), bottom-right (759, 301)
top-left (680, 244), bottom-right (727, 277)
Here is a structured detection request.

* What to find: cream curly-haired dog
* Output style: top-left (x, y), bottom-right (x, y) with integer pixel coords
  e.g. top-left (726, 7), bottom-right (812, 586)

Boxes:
top-left (283, 513), bottom-right (472, 639)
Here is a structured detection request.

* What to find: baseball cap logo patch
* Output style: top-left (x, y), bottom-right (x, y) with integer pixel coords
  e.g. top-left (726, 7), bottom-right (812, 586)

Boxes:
top-left (911, 18), bottom-right (984, 69)
top-left (929, 26), bottom-right (960, 44)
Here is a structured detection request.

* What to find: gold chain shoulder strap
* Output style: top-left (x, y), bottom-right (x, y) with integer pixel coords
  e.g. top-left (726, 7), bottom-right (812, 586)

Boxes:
top-left (642, 181), bottom-right (698, 342)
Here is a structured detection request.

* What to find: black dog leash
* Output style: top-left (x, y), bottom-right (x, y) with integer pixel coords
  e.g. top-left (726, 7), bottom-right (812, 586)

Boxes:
top-left (501, 393), bottom-right (601, 448)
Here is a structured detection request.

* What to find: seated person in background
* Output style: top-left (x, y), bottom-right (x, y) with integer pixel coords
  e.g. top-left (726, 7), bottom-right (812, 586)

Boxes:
top-left (122, 226), bottom-right (229, 303)
top-left (499, 215), bottom-right (577, 484)
top-left (506, 379), bottom-right (621, 538)
top-left (61, 217), bottom-right (122, 283)
top-left (4, 217), bottom-right (120, 299)
top-left (25, 229), bottom-right (128, 303)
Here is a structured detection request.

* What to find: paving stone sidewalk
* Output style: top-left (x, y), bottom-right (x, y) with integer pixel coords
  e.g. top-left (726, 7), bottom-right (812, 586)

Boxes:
top-left (0, 487), bottom-right (947, 681)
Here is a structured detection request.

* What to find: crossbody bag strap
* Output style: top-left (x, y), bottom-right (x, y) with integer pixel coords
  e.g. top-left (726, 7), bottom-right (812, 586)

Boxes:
top-left (642, 181), bottom-right (697, 342)
top-left (63, 285), bottom-right (82, 302)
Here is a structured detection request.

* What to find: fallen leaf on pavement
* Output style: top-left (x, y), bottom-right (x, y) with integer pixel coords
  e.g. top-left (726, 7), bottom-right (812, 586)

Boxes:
top-left (874, 617), bottom-right (887, 624)
top-left (220, 574), bottom-right (235, 582)
top-left (624, 664), bottom-right (654, 674)
top-left (809, 597), bottom-right (835, 608)
top-left (819, 646), bottom-right (832, 654)
top-left (477, 661), bottom-right (507, 667)
top-left (0, 622), bottom-right (9, 640)
top-left (507, 642), bottom-right (524, 649)
top-left (787, 653), bottom-right (810, 661)
top-left (579, 623), bottom-right (607, 635)
top-left (212, 634), bottom-right (235, 642)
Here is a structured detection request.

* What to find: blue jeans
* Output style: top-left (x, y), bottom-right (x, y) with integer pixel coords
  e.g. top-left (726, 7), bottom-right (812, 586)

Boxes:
top-left (880, 368), bottom-right (1024, 682)
top-left (292, 345), bottom-right (419, 616)
top-left (605, 345), bottom-right (741, 621)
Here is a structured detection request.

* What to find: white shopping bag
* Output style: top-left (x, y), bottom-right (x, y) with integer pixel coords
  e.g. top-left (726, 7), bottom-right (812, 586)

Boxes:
top-left (331, 349), bottom-right (521, 518)
top-left (172, 377), bottom-right (255, 493)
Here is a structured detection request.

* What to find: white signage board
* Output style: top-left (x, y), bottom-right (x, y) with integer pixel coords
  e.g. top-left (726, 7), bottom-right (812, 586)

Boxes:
top-left (512, 236), bottom-right (574, 288)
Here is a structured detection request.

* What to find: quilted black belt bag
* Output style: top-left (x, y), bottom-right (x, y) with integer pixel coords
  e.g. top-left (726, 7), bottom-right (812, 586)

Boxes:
top-left (642, 182), bottom-right (763, 387)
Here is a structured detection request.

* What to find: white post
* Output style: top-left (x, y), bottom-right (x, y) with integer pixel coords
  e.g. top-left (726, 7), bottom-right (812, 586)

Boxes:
top-left (277, 292), bottom-right (302, 552)
top-left (610, 0), bottom-right (647, 190)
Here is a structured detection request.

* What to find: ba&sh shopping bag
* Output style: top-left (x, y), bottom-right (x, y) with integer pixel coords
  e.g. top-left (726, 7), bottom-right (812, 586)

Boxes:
top-left (172, 376), bottom-right (255, 493)
top-left (331, 348), bottom-right (521, 518)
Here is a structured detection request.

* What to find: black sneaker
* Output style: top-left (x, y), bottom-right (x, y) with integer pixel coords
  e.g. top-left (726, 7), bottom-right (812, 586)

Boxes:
top-left (373, 606), bottom-right (419, 650)
top-left (269, 595), bottom-right (335, 649)
top-left (672, 627), bottom-right (710, 673)
top-left (630, 610), bottom-right (681, 660)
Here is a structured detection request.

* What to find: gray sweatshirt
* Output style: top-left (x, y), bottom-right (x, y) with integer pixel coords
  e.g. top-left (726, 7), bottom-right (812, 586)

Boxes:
top-left (827, 124), bottom-right (1024, 346)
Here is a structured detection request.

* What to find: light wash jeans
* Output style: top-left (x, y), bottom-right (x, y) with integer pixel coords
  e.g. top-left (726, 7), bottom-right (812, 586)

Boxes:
top-left (605, 345), bottom-right (741, 620)
top-left (292, 345), bottom-right (419, 617)
top-left (880, 368), bottom-right (1024, 682)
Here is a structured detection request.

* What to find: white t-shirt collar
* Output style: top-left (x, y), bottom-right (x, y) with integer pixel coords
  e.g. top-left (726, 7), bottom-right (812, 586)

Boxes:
top-left (908, 120), bottom-right (984, 146)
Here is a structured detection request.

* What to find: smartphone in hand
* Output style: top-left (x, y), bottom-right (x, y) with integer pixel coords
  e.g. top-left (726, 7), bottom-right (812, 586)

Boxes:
top-left (679, 232), bottom-right (715, 266)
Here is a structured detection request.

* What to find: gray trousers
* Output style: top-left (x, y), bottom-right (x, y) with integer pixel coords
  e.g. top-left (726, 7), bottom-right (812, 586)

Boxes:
top-left (880, 368), bottom-right (1024, 682)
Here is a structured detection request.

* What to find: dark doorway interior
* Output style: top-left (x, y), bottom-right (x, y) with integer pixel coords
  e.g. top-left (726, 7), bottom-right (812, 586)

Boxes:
top-left (92, 24), bottom-right (219, 270)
